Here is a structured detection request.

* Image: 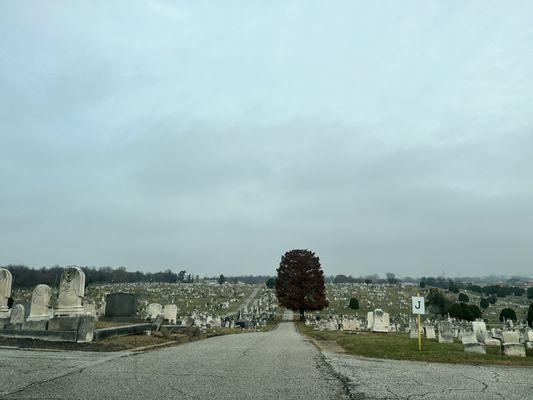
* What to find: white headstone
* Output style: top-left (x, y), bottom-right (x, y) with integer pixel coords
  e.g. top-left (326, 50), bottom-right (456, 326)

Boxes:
top-left (9, 304), bottom-right (25, 324)
top-left (502, 331), bottom-right (520, 344)
top-left (83, 303), bottom-right (97, 318)
top-left (0, 268), bottom-right (13, 318)
top-left (461, 332), bottom-right (478, 345)
top-left (366, 311), bottom-right (374, 330)
top-left (425, 325), bottom-right (436, 340)
top-left (28, 284), bottom-right (52, 321)
top-left (524, 327), bottom-right (533, 343)
top-left (438, 320), bottom-right (454, 343)
top-left (369, 309), bottom-right (389, 333)
top-left (162, 304), bottom-right (177, 323)
top-left (471, 321), bottom-right (487, 343)
top-left (55, 266), bottom-right (85, 316)
top-left (147, 303), bottom-right (162, 319)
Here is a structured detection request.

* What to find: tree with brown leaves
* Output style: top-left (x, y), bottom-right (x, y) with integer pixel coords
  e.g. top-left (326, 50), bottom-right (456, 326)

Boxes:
top-left (275, 249), bottom-right (328, 321)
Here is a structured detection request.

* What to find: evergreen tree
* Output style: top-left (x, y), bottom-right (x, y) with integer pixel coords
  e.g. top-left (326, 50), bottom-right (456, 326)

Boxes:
top-left (348, 297), bottom-right (359, 310)
top-left (479, 298), bottom-right (489, 309)
top-left (499, 307), bottom-right (517, 321)
top-left (458, 293), bottom-right (469, 303)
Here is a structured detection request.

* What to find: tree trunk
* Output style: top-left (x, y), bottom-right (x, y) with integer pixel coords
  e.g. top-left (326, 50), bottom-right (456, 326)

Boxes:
top-left (300, 309), bottom-right (305, 321)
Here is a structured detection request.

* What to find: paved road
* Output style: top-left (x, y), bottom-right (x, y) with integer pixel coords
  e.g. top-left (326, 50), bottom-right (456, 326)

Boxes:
top-left (1, 319), bottom-right (531, 400)
top-left (237, 285), bottom-right (262, 313)
top-left (324, 352), bottom-right (532, 399)
top-left (0, 317), bottom-right (343, 400)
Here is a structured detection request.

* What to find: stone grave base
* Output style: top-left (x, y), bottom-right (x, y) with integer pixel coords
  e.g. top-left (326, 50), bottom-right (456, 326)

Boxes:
top-left (0, 329), bottom-right (78, 342)
top-left (0, 315), bottom-right (94, 343)
top-left (438, 337), bottom-right (454, 344)
top-left (463, 342), bottom-right (486, 354)
top-left (94, 323), bottom-right (152, 340)
top-left (484, 338), bottom-right (500, 346)
top-left (502, 343), bottom-right (526, 357)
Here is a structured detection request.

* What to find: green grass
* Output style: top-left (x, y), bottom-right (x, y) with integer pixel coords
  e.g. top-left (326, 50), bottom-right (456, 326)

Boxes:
top-left (299, 323), bottom-right (533, 367)
top-left (320, 283), bottom-right (530, 323)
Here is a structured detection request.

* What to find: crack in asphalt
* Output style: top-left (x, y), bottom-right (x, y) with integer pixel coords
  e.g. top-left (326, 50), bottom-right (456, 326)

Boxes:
top-left (0, 353), bottom-right (128, 400)
top-left (315, 353), bottom-right (364, 400)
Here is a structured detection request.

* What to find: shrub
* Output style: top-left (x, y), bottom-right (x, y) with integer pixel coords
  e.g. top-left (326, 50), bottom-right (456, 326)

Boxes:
top-left (458, 293), bottom-right (469, 303)
top-left (479, 298), bottom-right (489, 309)
top-left (348, 297), bottom-right (359, 310)
top-left (448, 303), bottom-right (482, 321)
top-left (499, 308), bottom-right (517, 322)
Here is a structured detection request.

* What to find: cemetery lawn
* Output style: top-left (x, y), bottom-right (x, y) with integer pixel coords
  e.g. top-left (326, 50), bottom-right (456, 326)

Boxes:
top-left (298, 323), bottom-right (533, 367)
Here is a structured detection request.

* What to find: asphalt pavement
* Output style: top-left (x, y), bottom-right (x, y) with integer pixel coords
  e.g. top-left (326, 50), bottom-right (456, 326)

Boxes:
top-left (1, 318), bottom-right (531, 400)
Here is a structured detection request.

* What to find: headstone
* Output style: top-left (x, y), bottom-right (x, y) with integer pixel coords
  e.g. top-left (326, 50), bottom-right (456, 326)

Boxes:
top-left (461, 332), bottom-right (478, 345)
top-left (410, 321), bottom-right (419, 339)
top-left (502, 331), bottom-right (520, 344)
top-left (425, 325), bottom-right (436, 340)
top-left (151, 314), bottom-right (164, 331)
top-left (28, 284), bottom-right (52, 321)
top-left (104, 292), bottom-right (138, 317)
top-left (491, 328), bottom-right (503, 340)
top-left (523, 327), bottom-right (533, 343)
top-left (342, 317), bottom-right (360, 331)
top-left (366, 311), bottom-right (374, 331)
top-left (162, 304), bottom-right (177, 324)
top-left (0, 268), bottom-right (13, 319)
top-left (55, 266), bottom-right (85, 316)
top-left (369, 309), bottom-right (389, 333)
top-left (438, 320), bottom-right (454, 343)
top-left (77, 315), bottom-right (95, 343)
top-left (471, 321), bottom-right (487, 343)
top-left (485, 338), bottom-right (501, 346)
top-left (501, 331), bottom-right (526, 357)
top-left (83, 303), bottom-right (97, 318)
top-left (9, 304), bottom-right (25, 326)
top-left (502, 343), bottom-right (526, 357)
top-left (147, 303), bottom-right (162, 320)
top-left (326, 319), bottom-right (337, 331)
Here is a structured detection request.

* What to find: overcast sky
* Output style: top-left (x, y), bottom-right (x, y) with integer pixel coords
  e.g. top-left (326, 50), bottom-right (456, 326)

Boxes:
top-left (1, 1), bottom-right (532, 277)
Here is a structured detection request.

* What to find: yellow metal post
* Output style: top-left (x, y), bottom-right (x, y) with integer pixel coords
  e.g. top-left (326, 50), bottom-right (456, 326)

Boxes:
top-left (417, 291), bottom-right (422, 351)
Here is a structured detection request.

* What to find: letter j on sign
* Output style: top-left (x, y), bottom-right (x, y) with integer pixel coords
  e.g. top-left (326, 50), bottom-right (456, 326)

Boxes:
top-left (412, 296), bottom-right (425, 315)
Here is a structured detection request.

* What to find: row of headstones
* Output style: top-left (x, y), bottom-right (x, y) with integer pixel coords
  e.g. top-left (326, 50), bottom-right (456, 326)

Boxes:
top-left (0, 266), bottom-right (88, 326)
top-left (145, 302), bottom-right (274, 330)
top-left (305, 309), bottom-right (393, 333)
top-left (146, 303), bottom-right (231, 328)
top-left (409, 319), bottom-right (531, 357)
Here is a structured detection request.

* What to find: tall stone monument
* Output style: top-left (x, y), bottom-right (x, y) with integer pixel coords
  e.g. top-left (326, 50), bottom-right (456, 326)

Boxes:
top-left (28, 284), bottom-right (52, 321)
top-left (0, 268), bottom-right (13, 319)
top-left (55, 266), bottom-right (85, 316)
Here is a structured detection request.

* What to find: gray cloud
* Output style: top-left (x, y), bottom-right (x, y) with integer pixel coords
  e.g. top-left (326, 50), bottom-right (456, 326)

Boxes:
top-left (1, 1), bottom-right (533, 277)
